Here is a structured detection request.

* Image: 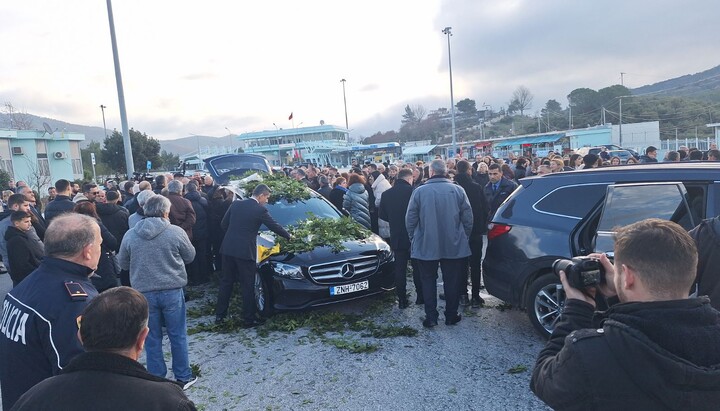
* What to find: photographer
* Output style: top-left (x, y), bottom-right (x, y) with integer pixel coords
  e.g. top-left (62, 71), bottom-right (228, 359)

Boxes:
top-left (531, 219), bottom-right (720, 410)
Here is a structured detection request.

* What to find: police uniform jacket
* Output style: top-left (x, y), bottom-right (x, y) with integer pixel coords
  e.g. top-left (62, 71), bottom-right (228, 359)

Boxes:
top-left (0, 257), bottom-right (97, 410)
top-left (11, 351), bottom-right (196, 411)
top-left (531, 297), bottom-right (720, 411)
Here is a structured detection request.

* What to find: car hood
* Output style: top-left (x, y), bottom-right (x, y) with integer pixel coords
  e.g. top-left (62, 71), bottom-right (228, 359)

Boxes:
top-left (259, 232), bottom-right (389, 267)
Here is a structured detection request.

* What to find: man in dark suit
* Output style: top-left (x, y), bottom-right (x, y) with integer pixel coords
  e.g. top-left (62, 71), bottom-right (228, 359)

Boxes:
top-left (484, 163), bottom-right (518, 219)
top-left (215, 184), bottom-right (291, 327)
top-left (378, 168), bottom-right (422, 309)
top-left (455, 160), bottom-right (490, 307)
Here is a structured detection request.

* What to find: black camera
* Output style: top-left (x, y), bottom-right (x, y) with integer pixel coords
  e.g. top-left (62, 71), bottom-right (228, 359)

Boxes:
top-left (552, 257), bottom-right (605, 289)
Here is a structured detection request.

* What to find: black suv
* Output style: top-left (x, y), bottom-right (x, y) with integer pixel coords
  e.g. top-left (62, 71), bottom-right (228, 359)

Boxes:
top-left (483, 162), bottom-right (720, 336)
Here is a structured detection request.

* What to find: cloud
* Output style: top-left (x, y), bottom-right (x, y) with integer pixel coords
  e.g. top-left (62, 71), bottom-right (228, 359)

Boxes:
top-left (180, 72), bottom-right (216, 81)
top-left (359, 83), bottom-right (380, 92)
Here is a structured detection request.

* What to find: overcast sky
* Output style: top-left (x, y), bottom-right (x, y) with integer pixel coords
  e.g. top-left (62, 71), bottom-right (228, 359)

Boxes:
top-left (1, 0), bottom-right (717, 141)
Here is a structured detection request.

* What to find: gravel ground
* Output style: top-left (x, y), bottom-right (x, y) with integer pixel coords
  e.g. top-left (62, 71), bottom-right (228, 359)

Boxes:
top-left (0, 272), bottom-right (550, 411)
top-left (177, 282), bottom-right (551, 411)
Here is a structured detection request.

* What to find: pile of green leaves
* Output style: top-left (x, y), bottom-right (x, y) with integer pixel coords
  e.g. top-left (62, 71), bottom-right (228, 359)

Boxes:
top-left (278, 215), bottom-right (372, 254)
top-left (233, 172), bottom-right (311, 204)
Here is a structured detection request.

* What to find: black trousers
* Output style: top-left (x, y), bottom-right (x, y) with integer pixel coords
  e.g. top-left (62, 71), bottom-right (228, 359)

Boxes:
top-left (215, 255), bottom-right (257, 322)
top-left (467, 236), bottom-right (484, 298)
top-left (393, 248), bottom-right (423, 301)
top-left (188, 237), bottom-right (209, 285)
top-left (416, 257), bottom-right (466, 321)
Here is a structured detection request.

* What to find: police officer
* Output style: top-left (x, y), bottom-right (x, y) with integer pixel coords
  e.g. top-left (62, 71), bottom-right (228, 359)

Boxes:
top-left (0, 213), bottom-right (102, 410)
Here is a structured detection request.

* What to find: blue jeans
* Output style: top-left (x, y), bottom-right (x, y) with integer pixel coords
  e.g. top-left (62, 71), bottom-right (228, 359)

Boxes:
top-left (143, 288), bottom-right (192, 381)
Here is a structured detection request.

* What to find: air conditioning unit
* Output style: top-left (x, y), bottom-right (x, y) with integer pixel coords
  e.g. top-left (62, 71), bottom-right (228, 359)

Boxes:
top-left (11, 147), bottom-right (23, 155)
top-left (54, 151), bottom-right (67, 160)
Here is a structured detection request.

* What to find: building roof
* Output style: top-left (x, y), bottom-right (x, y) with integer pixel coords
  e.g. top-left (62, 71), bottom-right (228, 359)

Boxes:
top-left (402, 145), bottom-right (437, 155)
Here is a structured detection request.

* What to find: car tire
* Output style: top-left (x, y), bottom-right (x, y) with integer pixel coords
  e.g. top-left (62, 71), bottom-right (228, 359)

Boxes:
top-left (254, 272), bottom-right (274, 317)
top-left (526, 273), bottom-right (565, 337)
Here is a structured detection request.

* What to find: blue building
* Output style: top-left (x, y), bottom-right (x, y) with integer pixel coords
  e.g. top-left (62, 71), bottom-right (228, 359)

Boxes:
top-left (237, 125), bottom-right (349, 166)
top-left (0, 128), bottom-right (84, 190)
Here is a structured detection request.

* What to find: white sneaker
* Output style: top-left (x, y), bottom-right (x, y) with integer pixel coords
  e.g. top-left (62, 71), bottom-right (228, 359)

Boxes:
top-left (178, 375), bottom-right (198, 390)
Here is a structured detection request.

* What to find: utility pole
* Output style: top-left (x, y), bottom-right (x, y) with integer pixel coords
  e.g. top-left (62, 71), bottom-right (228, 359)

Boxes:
top-left (619, 97), bottom-right (623, 147)
top-left (546, 109), bottom-right (550, 132)
top-left (442, 27), bottom-right (457, 155)
top-left (106, 0), bottom-right (134, 176)
top-left (340, 79), bottom-right (349, 130)
top-left (568, 103), bottom-right (572, 129)
top-left (602, 107), bottom-right (606, 124)
top-left (100, 105), bottom-right (108, 138)
top-left (621, 72), bottom-right (626, 86)
top-left (537, 114), bottom-right (541, 133)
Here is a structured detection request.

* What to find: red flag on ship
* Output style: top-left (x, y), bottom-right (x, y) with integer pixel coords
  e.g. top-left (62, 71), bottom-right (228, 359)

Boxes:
top-left (288, 112), bottom-right (293, 120)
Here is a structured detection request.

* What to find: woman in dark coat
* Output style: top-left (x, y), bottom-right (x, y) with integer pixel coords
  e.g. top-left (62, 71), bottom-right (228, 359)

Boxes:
top-left (328, 177), bottom-right (348, 214)
top-left (185, 181), bottom-right (210, 284)
top-left (5, 211), bottom-right (44, 286)
top-left (73, 202), bottom-right (119, 292)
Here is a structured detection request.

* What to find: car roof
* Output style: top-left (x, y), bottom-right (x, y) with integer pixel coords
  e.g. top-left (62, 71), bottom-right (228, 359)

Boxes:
top-left (522, 161), bottom-right (720, 184)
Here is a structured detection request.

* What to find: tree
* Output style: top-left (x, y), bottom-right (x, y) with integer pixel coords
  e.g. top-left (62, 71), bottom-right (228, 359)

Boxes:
top-left (456, 98), bottom-right (477, 115)
top-left (511, 86), bottom-right (534, 116)
top-left (158, 150), bottom-right (180, 171)
top-left (101, 129), bottom-right (162, 174)
top-left (0, 169), bottom-right (11, 190)
top-left (2, 102), bottom-right (33, 130)
top-left (81, 141), bottom-right (112, 181)
top-left (567, 88), bottom-right (599, 115)
top-left (401, 105), bottom-right (418, 125)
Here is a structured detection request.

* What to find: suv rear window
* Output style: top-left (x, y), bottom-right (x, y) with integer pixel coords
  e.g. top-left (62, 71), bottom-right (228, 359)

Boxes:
top-left (534, 183), bottom-right (607, 219)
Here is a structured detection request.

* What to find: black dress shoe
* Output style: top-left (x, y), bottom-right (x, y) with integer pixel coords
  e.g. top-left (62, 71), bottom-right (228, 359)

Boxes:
top-left (445, 314), bottom-right (462, 325)
top-left (470, 296), bottom-right (485, 308)
top-left (398, 299), bottom-right (409, 309)
top-left (422, 318), bottom-right (438, 328)
top-left (241, 318), bottom-right (267, 329)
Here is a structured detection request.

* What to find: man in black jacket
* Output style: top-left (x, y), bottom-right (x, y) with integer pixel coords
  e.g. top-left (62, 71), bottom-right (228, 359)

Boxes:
top-left (379, 168), bottom-right (422, 308)
top-left (531, 219), bottom-right (720, 410)
top-left (455, 160), bottom-right (489, 307)
top-left (43, 179), bottom-right (75, 224)
top-left (216, 184), bottom-right (291, 327)
top-left (96, 190), bottom-right (130, 251)
top-left (11, 287), bottom-right (197, 411)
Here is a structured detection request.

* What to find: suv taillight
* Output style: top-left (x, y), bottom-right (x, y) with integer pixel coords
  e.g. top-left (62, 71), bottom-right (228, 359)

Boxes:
top-left (487, 223), bottom-right (511, 240)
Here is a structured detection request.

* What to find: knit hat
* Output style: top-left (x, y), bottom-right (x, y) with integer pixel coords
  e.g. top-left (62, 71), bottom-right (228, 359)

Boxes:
top-left (73, 194), bottom-right (89, 204)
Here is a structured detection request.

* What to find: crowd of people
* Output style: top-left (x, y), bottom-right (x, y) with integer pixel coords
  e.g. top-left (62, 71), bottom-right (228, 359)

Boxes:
top-left (1, 142), bottom-right (720, 409)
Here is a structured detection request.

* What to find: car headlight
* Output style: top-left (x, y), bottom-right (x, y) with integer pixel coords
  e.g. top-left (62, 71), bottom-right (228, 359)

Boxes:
top-left (377, 240), bottom-right (393, 263)
top-left (272, 262), bottom-right (304, 280)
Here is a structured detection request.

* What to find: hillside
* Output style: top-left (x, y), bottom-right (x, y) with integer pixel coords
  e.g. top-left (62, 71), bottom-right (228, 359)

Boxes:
top-left (0, 112), bottom-right (227, 155)
top-left (631, 65), bottom-right (720, 101)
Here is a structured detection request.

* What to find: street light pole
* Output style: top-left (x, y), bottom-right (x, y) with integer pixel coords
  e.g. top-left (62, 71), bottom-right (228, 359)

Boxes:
top-left (100, 105), bottom-right (108, 138)
top-left (340, 79), bottom-right (349, 130)
top-left (442, 27), bottom-right (457, 156)
top-left (225, 127), bottom-right (234, 153)
top-left (105, 0), bottom-right (134, 176)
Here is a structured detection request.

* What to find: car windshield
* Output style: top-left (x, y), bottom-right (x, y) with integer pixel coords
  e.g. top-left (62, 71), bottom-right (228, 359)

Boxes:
top-left (263, 197), bottom-right (341, 228)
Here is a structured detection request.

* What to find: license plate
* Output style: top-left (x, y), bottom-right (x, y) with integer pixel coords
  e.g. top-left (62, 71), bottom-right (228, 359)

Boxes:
top-left (330, 280), bottom-right (369, 296)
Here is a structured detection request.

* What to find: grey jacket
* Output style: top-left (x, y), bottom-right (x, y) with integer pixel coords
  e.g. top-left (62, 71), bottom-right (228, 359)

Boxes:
top-left (117, 217), bottom-right (195, 293)
top-left (405, 176), bottom-right (473, 260)
top-left (343, 183), bottom-right (371, 229)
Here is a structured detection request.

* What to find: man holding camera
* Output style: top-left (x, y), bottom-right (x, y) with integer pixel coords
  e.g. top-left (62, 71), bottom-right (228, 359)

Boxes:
top-left (531, 219), bottom-right (720, 410)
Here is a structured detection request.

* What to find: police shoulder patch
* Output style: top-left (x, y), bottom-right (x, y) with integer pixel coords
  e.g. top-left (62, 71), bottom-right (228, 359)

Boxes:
top-left (64, 282), bottom-right (89, 301)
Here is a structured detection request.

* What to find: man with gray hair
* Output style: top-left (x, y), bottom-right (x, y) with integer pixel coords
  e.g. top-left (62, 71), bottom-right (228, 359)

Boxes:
top-left (0, 214), bottom-right (102, 409)
top-left (166, 179), bottom-right (196, 241)
top-left (118, 194), bottom-right (197, 389)
top-left (406, 159), bottom-right (474, 328)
